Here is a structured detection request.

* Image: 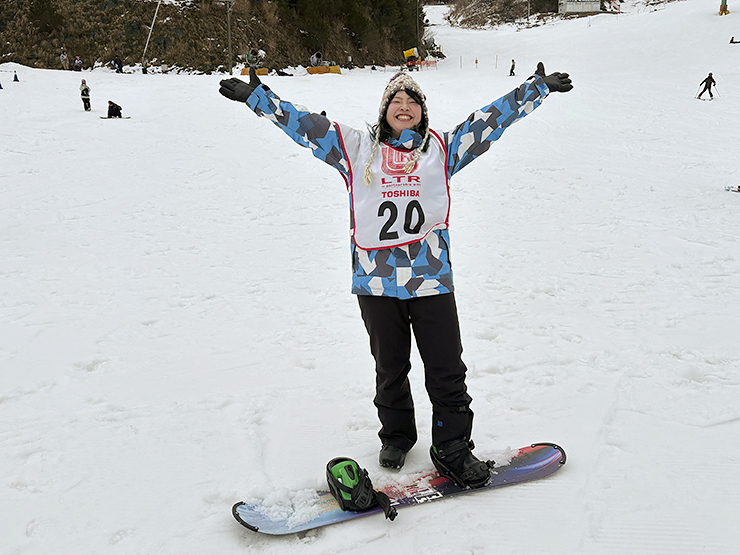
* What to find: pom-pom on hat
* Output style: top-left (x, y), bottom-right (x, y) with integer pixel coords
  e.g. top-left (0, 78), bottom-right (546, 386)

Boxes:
top-left (364, 72), bottom-right (430, 186)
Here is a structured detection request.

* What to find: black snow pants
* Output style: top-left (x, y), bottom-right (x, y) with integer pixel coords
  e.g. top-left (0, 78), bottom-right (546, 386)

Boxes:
top-left (357, 293), bottom-right (474, 452)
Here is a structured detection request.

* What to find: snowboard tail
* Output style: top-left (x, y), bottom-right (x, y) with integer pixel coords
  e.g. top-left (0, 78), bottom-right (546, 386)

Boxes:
top-left (233, 442), bottom-right (566, 536)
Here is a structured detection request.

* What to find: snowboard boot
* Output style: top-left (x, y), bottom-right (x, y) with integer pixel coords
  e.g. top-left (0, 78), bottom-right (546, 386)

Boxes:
top-left (379, 445), bottom-right (408, 469)
top-left (430, 439), bottom-right (491, 488)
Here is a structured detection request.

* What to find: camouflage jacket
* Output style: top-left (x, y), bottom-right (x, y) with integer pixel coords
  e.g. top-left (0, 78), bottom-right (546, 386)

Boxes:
top-left (245, 75), bottom-right (549, 299)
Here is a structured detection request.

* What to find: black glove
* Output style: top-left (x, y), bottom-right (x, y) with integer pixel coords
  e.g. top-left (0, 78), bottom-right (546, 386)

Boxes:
top-left (535, 62), bottom-right (573, 93)
top-left (219, 67), bottom-right (262, 102)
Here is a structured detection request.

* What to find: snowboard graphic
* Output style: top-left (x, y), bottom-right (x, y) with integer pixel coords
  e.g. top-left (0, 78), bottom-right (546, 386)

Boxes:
top-left (233, 442), bottom-right (566, 536)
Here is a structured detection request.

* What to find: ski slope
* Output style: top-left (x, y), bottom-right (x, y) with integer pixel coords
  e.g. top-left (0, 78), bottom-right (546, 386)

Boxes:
top-left (1, 1), bottom-right (739, 553)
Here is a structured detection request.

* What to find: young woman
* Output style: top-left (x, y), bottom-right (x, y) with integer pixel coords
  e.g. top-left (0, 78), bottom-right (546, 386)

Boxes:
top-left (220, 63), bottom-right (572, 488)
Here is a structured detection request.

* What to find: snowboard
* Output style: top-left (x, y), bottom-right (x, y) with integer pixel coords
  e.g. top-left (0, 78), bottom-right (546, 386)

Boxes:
top-left (99, 116), bottom-right (131, 119)
top-left (726, 185), bottom-right (740, 192)
top-left (232, 442), bottom-right (566, 536)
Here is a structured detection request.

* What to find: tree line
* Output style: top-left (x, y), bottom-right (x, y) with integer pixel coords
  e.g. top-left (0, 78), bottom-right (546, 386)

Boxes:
top-left (0, 0), bottom-right (430, 72)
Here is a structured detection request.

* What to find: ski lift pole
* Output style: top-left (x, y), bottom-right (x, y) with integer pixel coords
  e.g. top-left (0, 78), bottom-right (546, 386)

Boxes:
top-left (225, 0), bottom-right (236, 75)
top-left (142, 0), bottom-right (162, 68)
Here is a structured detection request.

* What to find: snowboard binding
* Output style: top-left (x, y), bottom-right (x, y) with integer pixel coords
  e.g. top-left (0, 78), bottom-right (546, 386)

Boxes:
top-left (326, 457), bottom-right (397, 520)
top-left (431, 439), bottom-right (492, 489)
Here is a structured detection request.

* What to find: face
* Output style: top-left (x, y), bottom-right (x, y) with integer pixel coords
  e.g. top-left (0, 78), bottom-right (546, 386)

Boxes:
top-left (385, 90), bottom-right (422, 139)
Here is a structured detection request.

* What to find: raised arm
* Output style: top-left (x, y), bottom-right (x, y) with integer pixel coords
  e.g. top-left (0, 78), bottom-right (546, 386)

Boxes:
top-left (445, 62), bottom-right (572, 177)
top-left (219, 69), bottom-right (349, 177)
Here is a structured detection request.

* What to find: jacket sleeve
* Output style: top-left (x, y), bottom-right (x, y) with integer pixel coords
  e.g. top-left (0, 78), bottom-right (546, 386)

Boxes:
top-left (246, 84), bottom-right (350, 180)
top-left (444, 75), bottom-right (549, 177)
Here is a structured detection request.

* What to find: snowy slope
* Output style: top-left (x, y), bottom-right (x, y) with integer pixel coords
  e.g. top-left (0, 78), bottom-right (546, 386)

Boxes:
top-left (1, 1), bottom-right (739, 553)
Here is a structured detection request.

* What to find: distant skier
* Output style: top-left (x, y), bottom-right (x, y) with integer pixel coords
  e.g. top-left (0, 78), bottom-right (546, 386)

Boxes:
top-left (60, 49), bottom-right (69, 70)
top-left (697, 73), bottom-right (716, 100)
top-left (509, 59), bottom-right (516, 76)
top-left (107, 101), bottom-right (123, 118)
top-left (80, 79), bottom-right (91, 111)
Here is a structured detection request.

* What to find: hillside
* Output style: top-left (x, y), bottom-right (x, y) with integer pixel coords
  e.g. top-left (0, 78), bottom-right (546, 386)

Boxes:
top-left (0, 0), bottom-right (427, 72)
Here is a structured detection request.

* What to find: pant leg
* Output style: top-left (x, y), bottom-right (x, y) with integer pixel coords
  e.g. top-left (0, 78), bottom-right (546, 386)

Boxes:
top-left (357, 295), bottom-right (417, 451)
top-left (408, 293), bottom-right (474, 446)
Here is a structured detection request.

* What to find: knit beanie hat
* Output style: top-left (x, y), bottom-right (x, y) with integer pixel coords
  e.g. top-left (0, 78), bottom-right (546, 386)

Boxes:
top-left (364, 72), bottom-right (430, 185)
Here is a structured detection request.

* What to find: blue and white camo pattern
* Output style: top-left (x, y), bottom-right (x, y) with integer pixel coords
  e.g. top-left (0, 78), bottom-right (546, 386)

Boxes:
top-left (245, 76), bottom-right (549, 299)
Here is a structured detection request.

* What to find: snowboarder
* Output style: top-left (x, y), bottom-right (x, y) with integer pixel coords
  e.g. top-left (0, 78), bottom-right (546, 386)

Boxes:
top-left (107, 100), bottom-right (122, 118)
top-left (509, 59), bottom-right (516, 76)
top-left (80, 79), bottom-right (91, 111)
top-left (73, 56), bottom-right (83, 71)
top-left (246, 48), bottom-right (264, 68)
top-left (697, 72), bottom-right (716, 99)
top-left (113, 56), bottom-right (123, 73)
top-left (219, 62), bottom-right (573, 488)
top-left (60, 49), bottom-right (69, 70)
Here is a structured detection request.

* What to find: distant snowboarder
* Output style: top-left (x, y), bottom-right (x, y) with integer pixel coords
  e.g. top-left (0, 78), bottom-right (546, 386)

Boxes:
top-left (509, 59), bottom-right (516, 76)
top-left (80, 79), bottom-right (91, 111)
top-left (107, 101), bottom-right (123, 118)
top-left (697, 73), bottom-right (716, 100)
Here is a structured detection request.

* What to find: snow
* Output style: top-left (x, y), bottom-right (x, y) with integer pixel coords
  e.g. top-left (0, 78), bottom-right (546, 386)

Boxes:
top-left (1, 0), bottom-right (739, 552)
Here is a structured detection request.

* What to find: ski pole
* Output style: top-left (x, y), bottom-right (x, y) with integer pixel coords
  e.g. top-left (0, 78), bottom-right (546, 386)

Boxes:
top-left (695, 85), bottom-right (701, 98)
top-left (714, 86), bottom-right (721, 97)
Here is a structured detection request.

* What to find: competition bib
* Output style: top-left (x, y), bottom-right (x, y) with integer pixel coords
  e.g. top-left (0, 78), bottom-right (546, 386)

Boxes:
top-left (351, 131), bottom-right (449, 250)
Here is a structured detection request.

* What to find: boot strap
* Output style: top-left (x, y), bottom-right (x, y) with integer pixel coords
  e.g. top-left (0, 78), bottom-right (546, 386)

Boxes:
top-left (436, 438), bottom-right (475, 459)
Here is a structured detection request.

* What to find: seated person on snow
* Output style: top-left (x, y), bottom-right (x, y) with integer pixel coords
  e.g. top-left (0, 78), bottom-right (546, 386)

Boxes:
top-left (107, 101), bottom-right (123, 118)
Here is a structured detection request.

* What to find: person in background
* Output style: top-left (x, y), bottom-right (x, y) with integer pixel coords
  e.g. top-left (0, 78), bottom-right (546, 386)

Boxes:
top-left (107, 101), bottom-right (123, 118)
top-left (697, 72), bottom-right (716, 100)
top-left (80, 79), bottom-right (91, 111)
top-left (60, 49), bottom-right (69, 70)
